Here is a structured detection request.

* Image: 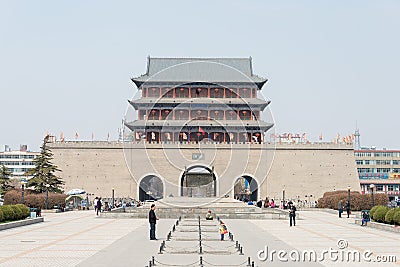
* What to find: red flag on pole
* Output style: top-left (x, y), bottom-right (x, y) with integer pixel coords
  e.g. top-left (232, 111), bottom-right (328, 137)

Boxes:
top-left (199, 127), bottom-right (205, 135)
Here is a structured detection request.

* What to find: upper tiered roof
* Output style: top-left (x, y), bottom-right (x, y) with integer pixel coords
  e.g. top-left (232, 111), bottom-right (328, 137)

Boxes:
top-left (131, 57), bottom-right (268, 89)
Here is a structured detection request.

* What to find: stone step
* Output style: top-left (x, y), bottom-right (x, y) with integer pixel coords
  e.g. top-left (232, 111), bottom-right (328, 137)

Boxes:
top-left (99, 206), bottom-right (292, 220)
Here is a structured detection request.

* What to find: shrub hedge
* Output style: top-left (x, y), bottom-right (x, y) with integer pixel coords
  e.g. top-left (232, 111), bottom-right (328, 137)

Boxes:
top-left (373, 206), bottom-right (389, 223)
top-left (4, 189), bottom-right (67, 209)
top-left (384, 208), bottom-right (398, 225)
top-left (317, 191), bottom-right (388, 211)
top-left (393, 209), bottom-right (400, 225)
top-left (369, 205), bottom-right (380, 218)
top-left (0, 205), bottom-right (15, 221)
top-left (0, 204), bottom-right (30, 222)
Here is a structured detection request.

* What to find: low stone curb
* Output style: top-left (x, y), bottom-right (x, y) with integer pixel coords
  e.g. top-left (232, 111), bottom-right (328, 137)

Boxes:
top-left (355, 219), bottom-right (400, 233)
top-left (0, 217), bottom-right (44, 231)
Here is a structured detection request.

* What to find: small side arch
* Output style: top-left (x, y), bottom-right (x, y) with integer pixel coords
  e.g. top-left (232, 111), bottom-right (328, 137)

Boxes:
top-left (138, 174), bottom-right (164, 201)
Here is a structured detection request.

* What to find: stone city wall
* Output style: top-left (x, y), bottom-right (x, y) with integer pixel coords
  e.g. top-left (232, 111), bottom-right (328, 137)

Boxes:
top-left (49, 141), bottom-right (360, 202)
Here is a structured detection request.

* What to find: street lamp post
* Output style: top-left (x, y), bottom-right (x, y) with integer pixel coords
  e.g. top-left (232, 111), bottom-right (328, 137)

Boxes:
top-left (370, 184), bottom-right (375, 208)
top-left (112, 188), bottom-right (115, 209)
top-left (347, 186), bottom-right (351, 206)
top-left (20, 178), bottom-right (27, 204)
top-left (45, 184), bottom-right (50, 210)
top-left (282, 187), bottom-right (286, 202)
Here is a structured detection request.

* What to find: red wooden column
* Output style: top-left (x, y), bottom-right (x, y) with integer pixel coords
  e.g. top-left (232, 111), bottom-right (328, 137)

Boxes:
top-left (188, 87), bottom-right (191, 98)
top-left (173, 87), bottom-right (176, 98)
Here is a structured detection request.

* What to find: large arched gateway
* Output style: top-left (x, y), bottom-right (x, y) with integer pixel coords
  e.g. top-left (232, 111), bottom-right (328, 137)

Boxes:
top-left (139, 175), bottom-right (164, 201)
top-left (234, 175), bottom-right (258, 201)
top-left (181, 166), bottom-right (217, 197)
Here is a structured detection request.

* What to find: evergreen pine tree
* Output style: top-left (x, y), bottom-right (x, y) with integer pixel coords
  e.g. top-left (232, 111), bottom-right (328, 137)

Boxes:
top-left (25, 135), bottom-right (64, 193)
top-left (0, 164), bottom-right (12, 196)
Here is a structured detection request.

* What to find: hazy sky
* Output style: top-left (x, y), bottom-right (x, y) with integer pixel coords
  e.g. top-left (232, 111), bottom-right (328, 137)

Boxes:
top-left (1, 1), bottom-right (399, 151)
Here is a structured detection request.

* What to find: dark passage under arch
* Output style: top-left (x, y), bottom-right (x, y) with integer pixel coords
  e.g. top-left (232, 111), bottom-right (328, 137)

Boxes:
top-left (139, 175), bottom-right (164, 201)
top-left (234, 175), bottom-right (258, 201)
top-left (181, 165), bottom-right (216, 197)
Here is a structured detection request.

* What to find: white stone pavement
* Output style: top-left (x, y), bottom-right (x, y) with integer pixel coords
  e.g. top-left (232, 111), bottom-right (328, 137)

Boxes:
top-left (0, 209), bottom-right (398, 267)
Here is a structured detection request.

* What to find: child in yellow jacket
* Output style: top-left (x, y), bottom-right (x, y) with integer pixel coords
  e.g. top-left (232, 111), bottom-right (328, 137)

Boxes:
top-left (219, 221), bottom-right (228, 241)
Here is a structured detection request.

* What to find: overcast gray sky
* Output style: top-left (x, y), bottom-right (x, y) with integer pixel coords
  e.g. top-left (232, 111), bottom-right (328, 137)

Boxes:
top-left (1, 1), bottom-right (399, 151)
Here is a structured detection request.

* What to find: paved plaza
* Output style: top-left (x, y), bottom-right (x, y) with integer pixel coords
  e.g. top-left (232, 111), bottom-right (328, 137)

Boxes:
top-left (0, 209), bottom-right (399, 267)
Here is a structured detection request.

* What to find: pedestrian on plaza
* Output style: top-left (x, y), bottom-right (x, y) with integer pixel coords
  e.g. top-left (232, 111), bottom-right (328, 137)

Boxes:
top-left (288, 201), bottom-right (296, 227)
top-left (270, 199), bottom-right (275, 208)
top-left (206, 210), bottom-right (214, 220)
top-left (263, 197), bottom-right (270, 208)
top-left (219, 221), bottom-right (228, 241)
top-left (346, 200), bottom-right (351, 218)
top-left (361, 211), bottom-right (370, 226)
top-left (149, 204), bottom-right (159, 240)
top-left (94, 197), bottom-right (98, 213)
top-left (96, 197), bottom-right (102, 216)
top-left (338, 200), bottom-right (343, 218)
top-left (284, 201), bottom-right (288, 210)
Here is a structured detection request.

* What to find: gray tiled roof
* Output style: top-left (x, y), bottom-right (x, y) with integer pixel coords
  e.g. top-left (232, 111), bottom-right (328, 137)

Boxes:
top-left (129, 97), bottom-right (270, 111)
top-left (131, 57), bottom-right (267, 88)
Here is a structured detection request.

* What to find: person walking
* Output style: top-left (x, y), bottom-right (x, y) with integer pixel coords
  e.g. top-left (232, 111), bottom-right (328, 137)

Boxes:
top-left (338, 200), bottom-right (343, 218)
top-left (93, 197), bottom-right (98, 214)
top-left (96, 197), bottom-right (102, 216)
top-left (289, 202), bottom-right (296, 227)
top-left (346, 200), bottom-right (351, 218)
top-left (149, 204), bottom-right (159, 240)
top-left (219, 221), bottom-right (228, 241)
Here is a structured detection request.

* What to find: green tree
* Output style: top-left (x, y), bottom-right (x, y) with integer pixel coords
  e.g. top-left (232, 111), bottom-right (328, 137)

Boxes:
top-left (25, 136), bottom-right (64, 193)
top-left (0, 164), bottom-right (12, 196)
